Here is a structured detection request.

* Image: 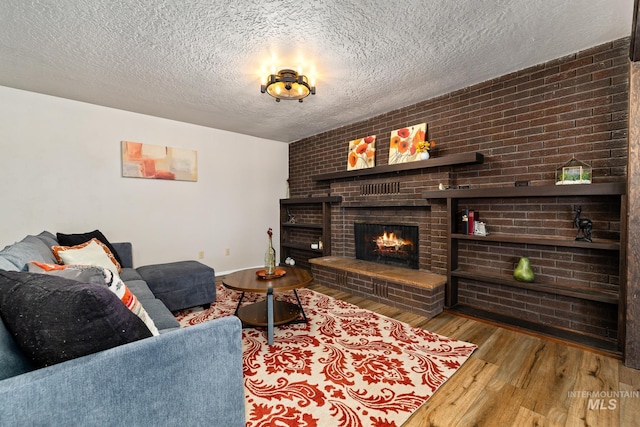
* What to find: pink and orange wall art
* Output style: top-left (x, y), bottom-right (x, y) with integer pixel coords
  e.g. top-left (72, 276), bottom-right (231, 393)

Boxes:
top-left (121, 141), bottom-right (198, 182)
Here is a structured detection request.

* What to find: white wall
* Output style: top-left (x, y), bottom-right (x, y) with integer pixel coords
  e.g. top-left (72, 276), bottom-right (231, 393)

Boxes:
top-left (0, 86), bottom-right (289, 274)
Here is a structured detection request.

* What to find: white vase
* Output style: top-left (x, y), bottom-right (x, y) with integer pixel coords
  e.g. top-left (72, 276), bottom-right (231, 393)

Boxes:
top-left (420, 151), bottom-right (430, 160)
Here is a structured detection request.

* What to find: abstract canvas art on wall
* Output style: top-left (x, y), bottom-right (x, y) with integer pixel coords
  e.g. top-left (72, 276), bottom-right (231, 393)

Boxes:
top-left (388, 123), bottom-right (426, 164)
top-left (346, 135), bottom-right (376, 170)
top-left (121, 141), bottom-right (198, 182)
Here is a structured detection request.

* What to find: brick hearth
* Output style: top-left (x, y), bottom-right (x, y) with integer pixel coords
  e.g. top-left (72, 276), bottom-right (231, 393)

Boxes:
top-left (310, 256), bottom-right (446, 319)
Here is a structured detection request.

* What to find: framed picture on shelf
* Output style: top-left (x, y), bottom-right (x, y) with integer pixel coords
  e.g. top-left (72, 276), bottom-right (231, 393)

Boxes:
top-left (347, 135), bottom-right (376, 170)
top-left (388, 123), bottom-right (426, 164)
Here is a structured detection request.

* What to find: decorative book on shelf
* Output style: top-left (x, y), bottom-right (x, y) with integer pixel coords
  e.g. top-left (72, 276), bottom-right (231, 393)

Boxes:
top-left (457, 209), bottom-right (478, 235)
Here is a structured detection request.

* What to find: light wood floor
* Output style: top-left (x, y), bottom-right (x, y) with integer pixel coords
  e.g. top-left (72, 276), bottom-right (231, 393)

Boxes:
top-left (307, 283), bottom-right (640, 427)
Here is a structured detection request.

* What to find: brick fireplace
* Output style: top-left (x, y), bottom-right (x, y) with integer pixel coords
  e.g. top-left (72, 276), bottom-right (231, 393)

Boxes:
top-left (327, 174), bottom-right (448, 272)
top-left (308, 176), bottom-right (448, 319)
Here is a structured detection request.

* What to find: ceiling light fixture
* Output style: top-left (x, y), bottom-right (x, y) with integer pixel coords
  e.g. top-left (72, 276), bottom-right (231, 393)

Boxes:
top-left (261, 69), bottom-right (316, 102)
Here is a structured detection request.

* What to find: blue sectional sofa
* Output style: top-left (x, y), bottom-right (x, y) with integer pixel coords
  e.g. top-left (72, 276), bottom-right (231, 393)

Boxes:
top-left (0, 231), bottom-right (245, 426)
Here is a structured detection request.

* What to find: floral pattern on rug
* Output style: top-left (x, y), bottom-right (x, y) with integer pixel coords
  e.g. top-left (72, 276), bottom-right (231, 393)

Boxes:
top-left (174, 285), bottom-right (477, 427)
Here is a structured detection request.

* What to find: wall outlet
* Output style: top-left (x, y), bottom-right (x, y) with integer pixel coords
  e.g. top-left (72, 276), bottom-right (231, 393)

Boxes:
top-left (225, 248), bottom-right (230, 256)
top-left (198, 251), bottom-right (204, 259)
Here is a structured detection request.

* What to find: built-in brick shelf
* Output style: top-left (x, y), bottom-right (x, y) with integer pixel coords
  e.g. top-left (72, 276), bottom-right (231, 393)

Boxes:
top-left (309, 256), bottom-right (446, 319)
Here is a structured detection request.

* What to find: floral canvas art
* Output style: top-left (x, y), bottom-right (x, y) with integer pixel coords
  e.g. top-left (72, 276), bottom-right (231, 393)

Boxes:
top-left (388, 123), bottom-right (427, 164)
top-left (347, 135), bottom-right (376, 170)
top-left (121, 141), bottom-right (198, 182)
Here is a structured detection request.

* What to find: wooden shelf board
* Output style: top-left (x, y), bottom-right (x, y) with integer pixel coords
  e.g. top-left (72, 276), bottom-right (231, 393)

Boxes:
top-left (312, 152), bottom-right (484, 182)
top-left (452, 270), bottom-right (619, 304)
top-left (280, 196), bottom-right (342, 205)
top-left (281, 223), bottom-right (323, 229)
top-left (447, 304), bottom-right (620, 356)
top-left (451, 233), bottom-right (620, 251)
top-left (423, 182), bottom-right (626, 199)
top-left (342, 200), bottom-right (431, 208)
top-left (282, 242), bottom-right (324, 253)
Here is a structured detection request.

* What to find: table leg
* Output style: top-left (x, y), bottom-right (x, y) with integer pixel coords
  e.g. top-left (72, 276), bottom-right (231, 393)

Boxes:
top-left (267, 287), bottom-right (274, 345)
top-left (293, 289), bottom-right (308, 323)
top-left (234, 292), bottom-right (245, 316)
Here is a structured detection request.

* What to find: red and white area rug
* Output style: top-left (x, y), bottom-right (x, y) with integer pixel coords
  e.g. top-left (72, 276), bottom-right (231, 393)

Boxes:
top-left (174, 285), bottom-right (477, 427)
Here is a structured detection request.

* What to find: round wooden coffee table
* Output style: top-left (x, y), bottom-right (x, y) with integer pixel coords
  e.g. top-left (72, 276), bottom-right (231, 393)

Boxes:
top-left (222, 266), bottom-right (312, 345)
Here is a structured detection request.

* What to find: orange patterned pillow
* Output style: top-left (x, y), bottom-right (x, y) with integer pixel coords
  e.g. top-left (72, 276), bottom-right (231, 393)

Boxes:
top-left (51, 238), bottom-right (122, 274)
top-left (29, 261), bottom-right (67, 272)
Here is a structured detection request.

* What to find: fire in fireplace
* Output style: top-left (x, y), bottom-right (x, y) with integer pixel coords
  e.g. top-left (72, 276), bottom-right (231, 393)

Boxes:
top-left (354, 223), bottom-right (419, 269)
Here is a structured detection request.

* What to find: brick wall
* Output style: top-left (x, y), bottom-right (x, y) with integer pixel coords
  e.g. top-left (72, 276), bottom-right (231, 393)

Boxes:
top-left (288, 38), bottom-right (629, 342)
top-left (290, 38), bottom-right (629, 196)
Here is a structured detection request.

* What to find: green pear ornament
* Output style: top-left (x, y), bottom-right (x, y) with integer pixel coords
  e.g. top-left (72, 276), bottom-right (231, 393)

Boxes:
top-left (514, 257), bottom-right (535, 282)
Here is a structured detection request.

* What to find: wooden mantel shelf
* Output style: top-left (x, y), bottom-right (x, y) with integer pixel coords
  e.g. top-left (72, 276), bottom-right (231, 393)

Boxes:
top-left (280, 196), bottom-right (342, 205)
top-left (312, 152), bottom-right (484, 182)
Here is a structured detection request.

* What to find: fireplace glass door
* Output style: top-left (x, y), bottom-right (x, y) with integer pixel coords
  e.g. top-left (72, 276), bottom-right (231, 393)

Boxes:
top-left (354, 223), bottom-right (419, 269)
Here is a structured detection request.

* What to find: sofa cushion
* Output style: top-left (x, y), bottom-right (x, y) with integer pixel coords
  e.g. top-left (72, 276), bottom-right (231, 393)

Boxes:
top-left (21, 236), bottom-right (59, 265)
top-left (0, 318), bottom-right (34, 380)
top-left (112, 242), bottom-right (133, 269)
top-left (137, 261), bottom-right (216, 311)
top-left (0, 236), bottom-right (58, 270)
top-left (56, 230), bottom-right (123, 266)
top-left (138, 298), bottom-right (180, 332)
top-left (0, 257), bottom-right (18, 272)
top-left (125, 279), bottom-right (155, 301)
top-left (0, 271), bottom-right (153, 368)
top-left (52, 238), bottom-right (122, 274)
top-left (119, 267), bottom-right (144, 282)
top-left (33, 231), bottom-right (59, 249)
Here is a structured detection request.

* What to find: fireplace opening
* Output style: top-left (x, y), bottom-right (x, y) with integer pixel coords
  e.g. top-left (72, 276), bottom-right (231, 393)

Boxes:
top-left (354, 223), bottom-right (419, 269)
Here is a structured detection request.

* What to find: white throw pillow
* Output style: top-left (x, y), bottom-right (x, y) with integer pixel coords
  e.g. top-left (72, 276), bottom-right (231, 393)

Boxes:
top-left (54, 239), bottom-right (120, 276)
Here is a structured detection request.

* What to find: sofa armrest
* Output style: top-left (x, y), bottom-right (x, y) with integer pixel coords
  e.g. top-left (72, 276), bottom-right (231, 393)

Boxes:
top-left (111, 242), bottom-right (133, 268)
top-left (0, 317), bottom-right (245, 427)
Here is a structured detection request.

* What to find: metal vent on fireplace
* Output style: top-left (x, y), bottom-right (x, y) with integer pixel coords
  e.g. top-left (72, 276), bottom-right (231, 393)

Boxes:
top-left (360, 181), bottom-right (400, 195)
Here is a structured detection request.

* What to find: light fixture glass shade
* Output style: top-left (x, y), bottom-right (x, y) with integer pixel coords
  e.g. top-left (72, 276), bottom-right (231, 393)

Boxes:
top-left (261, 69), bottom-right (316, 102)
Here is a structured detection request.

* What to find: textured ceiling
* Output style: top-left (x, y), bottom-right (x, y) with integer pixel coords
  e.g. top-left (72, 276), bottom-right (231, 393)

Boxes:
top-left (0, 0), bottom-right (634, 143)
